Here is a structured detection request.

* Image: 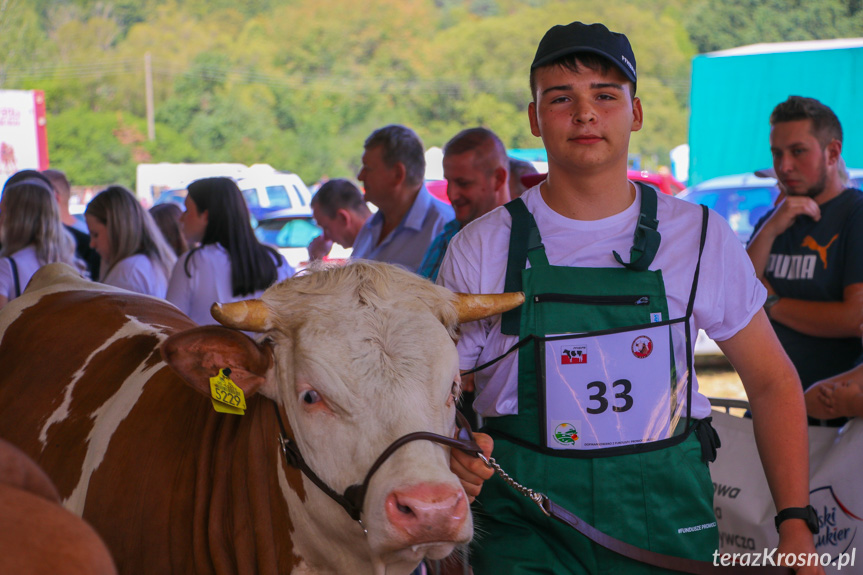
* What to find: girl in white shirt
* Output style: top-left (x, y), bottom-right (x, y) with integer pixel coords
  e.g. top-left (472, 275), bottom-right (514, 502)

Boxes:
top-left (0, 175), bottom-right (84, 309)
top-left (85, 186), bottom-right (177, 298)
top-left (167, 177), bottom-right (294, 326)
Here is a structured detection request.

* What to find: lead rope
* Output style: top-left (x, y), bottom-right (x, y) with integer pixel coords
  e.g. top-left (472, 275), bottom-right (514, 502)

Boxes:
top-left (476, 454), bottom-right (793, 575)
top-left (478, 453), bottom-right (549, 517)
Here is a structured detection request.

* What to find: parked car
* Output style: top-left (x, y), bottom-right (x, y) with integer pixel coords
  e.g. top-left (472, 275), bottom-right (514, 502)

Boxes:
top-left (254, 210), bottom-right (352, 270)
top-left (154, 186), bottom-right (259, 228)
top-left (678, 173), bottom-right (779, 244)
top-left (519, 169), bottom-right (684, 196)
top-left (425, 179), bottom-right (450, 204)
top-left (237, 173), bottom-right (313, 222)
top-left (153, 188), bottom-right (188, 207)
top-left (627, 169), bottom-right (685, 195)
top-left (678, 169), bottom-right (863, 244)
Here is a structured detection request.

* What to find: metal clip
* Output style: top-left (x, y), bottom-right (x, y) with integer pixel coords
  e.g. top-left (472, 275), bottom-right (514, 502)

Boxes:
top-left (485, 455), bottom-right (550, 517)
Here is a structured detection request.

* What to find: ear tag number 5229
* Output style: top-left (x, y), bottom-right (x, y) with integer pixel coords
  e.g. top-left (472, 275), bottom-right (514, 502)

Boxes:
top-left (209, 368), bottom-right (247, 415)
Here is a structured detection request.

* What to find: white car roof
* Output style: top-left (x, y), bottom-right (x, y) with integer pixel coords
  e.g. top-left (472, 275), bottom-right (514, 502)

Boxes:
top-left (689, 173), bottom-right (778, 191)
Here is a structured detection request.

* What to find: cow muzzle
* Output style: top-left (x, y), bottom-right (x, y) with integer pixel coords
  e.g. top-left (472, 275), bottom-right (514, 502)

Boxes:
top-left (385, 482), bottom-right (469, 544)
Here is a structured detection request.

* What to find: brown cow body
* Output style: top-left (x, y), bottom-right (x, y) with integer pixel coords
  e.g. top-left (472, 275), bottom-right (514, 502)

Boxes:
top-left (0, 438), bottom-right (117, 575)
top-left (0, 263), bottom-right (478, 574)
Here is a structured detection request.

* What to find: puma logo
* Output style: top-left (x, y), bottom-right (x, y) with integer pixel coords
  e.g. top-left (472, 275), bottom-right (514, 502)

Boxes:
top-left (801, 234), bottom-right (838, 269)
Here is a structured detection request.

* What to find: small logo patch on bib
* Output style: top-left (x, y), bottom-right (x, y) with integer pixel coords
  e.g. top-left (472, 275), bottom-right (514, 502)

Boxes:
top-left (561, 346), bottom-right (588, 364)
top-left (631, 336), bottom-right (653, 359)
top-left (553, 422), bottom-right (580, 445)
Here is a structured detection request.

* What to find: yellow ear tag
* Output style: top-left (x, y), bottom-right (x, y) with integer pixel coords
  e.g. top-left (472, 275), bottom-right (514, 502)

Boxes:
top-left (209, 368), bottom-right (247, 415)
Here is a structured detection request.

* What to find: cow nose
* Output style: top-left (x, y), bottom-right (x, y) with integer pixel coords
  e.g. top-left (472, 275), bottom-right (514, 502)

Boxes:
top-left (385, 483), bottom-right (468, 542)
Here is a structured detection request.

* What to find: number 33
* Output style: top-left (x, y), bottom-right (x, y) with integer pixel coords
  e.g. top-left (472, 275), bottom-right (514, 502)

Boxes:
top-left (586, 379), bottom-right (634, 414)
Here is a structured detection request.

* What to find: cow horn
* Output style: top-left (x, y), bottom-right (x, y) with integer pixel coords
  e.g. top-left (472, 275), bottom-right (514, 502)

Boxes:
top-left (454, 292), bottom-right (525, 323)
top-left (210, 300), bottom-right (270, 332)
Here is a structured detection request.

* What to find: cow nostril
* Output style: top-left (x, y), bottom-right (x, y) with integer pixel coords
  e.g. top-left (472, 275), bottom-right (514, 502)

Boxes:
top-left (396, 502), bottom-right (414, 516)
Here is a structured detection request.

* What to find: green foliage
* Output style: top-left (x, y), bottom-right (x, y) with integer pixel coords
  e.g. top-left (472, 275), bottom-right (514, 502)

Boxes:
top-left (685, 0), bottom-right (863, 53)
top-left (49, 107), bottom-right (199, 187)
top-left (49, 108), bottom-right (137, 186)
top-left (5, 0), bottom-right (856, 187)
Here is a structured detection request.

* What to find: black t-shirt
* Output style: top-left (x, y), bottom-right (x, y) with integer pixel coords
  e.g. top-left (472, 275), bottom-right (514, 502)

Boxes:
top-left (752, 188), bottom-right (863, 389)
top-left (66, 224), bottom-right (100, 280)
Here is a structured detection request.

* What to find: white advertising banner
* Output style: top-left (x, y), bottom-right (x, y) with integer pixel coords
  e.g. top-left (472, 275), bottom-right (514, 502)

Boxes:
top-left (0, 90), bottom-right (48, 188)
top-left (711, 410), bottom-right (862, 573)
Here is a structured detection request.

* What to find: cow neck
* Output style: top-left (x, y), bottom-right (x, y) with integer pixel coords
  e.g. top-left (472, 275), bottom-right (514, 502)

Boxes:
top-left (273, 403), bottom-right (483, 530)
top-left (197, 395), bottom-right (300, 575)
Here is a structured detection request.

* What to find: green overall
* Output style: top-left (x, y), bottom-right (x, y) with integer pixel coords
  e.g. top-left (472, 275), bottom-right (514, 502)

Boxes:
top-left (471, 188), bottom-right (719, 575)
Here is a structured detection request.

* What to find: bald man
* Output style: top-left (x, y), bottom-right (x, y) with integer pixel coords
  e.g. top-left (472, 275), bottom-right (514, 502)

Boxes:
top-left (418, 128), bottom-right (510, 281)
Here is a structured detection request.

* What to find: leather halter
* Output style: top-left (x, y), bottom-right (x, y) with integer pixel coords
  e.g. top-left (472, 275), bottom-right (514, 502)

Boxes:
top-left (274, 404), bottom-right (482, 525)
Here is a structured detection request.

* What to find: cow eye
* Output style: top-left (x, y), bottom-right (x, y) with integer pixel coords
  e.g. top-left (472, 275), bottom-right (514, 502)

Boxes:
top-left (301, 390), bottom-right (321, 405)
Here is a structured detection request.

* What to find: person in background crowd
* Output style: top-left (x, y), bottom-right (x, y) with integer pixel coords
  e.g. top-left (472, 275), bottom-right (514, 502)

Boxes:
top-left (419, 127), bottom-right (510, 281)
top-left (0, 177), bottom-right (84, 309)
top-left (440, 21), bottom-right (819, 574)
top-left (746, 97), bottom-right (863, 402)
top-left (508, 158), bottom-right (539, 199)
top-left (167, 177), bottom-right (294, 326)
top-left (85, 186), bottom-right (176, 298)
top-left (307, 178), bottom-right (371, 261)
top-left (352, 124), bottom-right (454, 272)
top-left (43, 168), bottom-right (101, 279)
top-left (150, 203), bottom-right (189, 257)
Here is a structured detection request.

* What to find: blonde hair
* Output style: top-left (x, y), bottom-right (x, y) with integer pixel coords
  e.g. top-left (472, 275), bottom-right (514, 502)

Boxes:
top-left (0, 181), bottom-right (81, 270)
top-left (85, 186), bottom-right (177, 281)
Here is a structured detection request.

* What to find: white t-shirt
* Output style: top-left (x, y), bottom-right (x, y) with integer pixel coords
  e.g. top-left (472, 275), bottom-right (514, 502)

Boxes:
top-left (438, 185), bottom-right (766, 420)
top-left (102, 253), bottom-right (170, 298)
top-left (0, 245), bottom-right (41, 301)
top-left (166, 243), bottom-right (294, 326)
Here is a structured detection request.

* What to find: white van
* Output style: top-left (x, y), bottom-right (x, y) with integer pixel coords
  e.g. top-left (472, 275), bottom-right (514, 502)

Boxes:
top-left (236, 173), bottom-right (313, 221)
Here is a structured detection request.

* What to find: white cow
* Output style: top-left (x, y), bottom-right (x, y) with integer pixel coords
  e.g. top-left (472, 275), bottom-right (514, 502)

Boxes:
top-left (0, 261), bottom-right (518, 575)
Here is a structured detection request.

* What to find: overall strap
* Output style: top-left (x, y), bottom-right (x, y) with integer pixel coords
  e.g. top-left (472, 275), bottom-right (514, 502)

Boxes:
top-left (7, 257), bottom-right (20, 299)
top-left (501, 198), bottom-right (546, 335)
top-left (686, 205), bottom-right (710, 318)
top-left (612, 183), bottom-right (661, 272)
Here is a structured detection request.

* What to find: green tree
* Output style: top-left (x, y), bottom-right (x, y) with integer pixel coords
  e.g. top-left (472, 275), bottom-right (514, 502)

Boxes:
top-left (685, 0), bottom-right (863, 53)
top-left (49, 107), bottom-right (198, 187)
top-left (0, 1), bottom-right (53, 86)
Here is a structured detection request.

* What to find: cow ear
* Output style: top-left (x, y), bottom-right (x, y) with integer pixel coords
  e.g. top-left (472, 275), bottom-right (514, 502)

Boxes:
top-left (160, 326), bottom-right (274, 400)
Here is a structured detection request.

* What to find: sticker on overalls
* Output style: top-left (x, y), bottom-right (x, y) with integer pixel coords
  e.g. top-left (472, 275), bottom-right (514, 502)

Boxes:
top-left (631, 336), bottom-right (653, 358)
top-left (650, 312), bottom-right (662, 323)
top-left (561, 346), bottom-right (588, 364)
top-left (553, 422), bottom-right (580, 445)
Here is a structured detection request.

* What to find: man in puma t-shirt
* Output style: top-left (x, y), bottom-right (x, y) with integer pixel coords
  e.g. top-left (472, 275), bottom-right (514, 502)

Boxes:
top-left (747, 96), bottom-right (863, 390)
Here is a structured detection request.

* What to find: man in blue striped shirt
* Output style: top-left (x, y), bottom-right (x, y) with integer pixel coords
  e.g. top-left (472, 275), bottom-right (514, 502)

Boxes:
top-left (353, 125), bottom-right (454, 273)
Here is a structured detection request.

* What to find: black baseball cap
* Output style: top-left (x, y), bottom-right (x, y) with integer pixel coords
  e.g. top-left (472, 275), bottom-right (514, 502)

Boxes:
top-left (531, 22), bottom-right (637, 85)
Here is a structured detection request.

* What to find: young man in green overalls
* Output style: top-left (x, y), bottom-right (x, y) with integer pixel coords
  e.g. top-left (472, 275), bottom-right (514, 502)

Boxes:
top-left (442, 21), bottom-right (822, 575)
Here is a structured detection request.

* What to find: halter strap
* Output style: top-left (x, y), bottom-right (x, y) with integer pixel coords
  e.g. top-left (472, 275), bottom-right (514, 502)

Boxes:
top-left (274, 404), bottom-right (482, 523)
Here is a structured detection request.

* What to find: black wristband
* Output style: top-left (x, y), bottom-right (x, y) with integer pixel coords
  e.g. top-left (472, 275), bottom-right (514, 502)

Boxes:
top-left (775, 505), bottom-right (819, 534)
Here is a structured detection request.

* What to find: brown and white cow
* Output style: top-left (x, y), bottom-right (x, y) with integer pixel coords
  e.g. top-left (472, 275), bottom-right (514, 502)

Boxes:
top-left (0, 438), bottom-right (117, 575)
top-left (0, 261), bottom-right (519, 575)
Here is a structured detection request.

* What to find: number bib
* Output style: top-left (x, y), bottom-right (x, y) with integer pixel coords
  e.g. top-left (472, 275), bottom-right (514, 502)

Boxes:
top-left (543, 324), bottom-right (674, 450)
